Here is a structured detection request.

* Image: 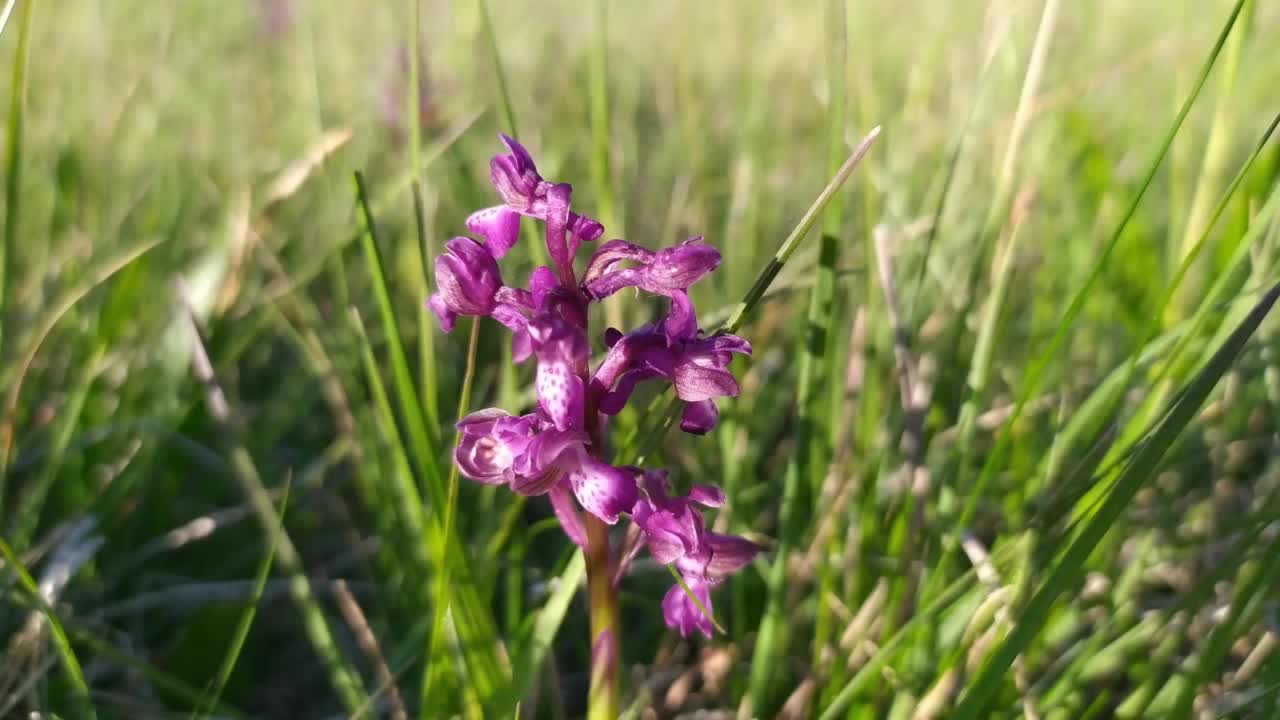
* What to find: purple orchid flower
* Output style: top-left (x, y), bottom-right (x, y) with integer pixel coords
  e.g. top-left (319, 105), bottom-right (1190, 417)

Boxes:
top-left (433, 133), bottom-right (761, 648)
top-left (582, 237), bottom-right (721, 301)
top-left (592, 292), bottom-right (752, 434)
top-left (467, 134), bottom-right (604, 284)
top-left (630, 471), bottom-right (760, 638)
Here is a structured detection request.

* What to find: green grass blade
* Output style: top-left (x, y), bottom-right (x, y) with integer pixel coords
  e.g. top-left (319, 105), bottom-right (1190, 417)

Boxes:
top-left (421, 316), bottom-right (480, 715)
top-left (721, 126), bottom-right (880, 334)
top-left (747, 227), bottom-right (840, 713)
top-left (496, 550), bottom-right (586, 712)
top-left (0, 534), bottom-right (97, 720)
top-left (184, 300), bottom-right (368, 712)
top-left (937, 0), bottom-right (1248, 589)
top-left (951, 279), bottom-right (1280, 719)
top-left (196, 479), bottom-right (290, 718)
top-left (0, 0), bottom-right (33, 358)
top-left (352, 172), bottom-right (444, 504)
top-left (477, 0), bottom-right (518, 137)
top-left (0, 238), bottom-right (160, 515)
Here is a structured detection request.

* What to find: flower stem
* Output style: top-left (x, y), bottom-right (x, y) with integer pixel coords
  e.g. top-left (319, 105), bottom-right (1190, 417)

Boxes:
top-left (585, 513), bottom-right (619, 720)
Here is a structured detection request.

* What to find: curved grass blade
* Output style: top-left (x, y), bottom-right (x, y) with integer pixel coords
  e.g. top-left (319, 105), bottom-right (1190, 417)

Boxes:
top-left (721, 126), bottom-right (881, 334)
top-left (195, 479), bottom-right (291, 718)
top-left (746, 227), bottom-right (841, 713)
top-left (421, 316), bottom-right (481, 714)
top-left (494, 550), bottom-right (587, 713)
top-left (0, 535), bottom-right (97, 720)
top-left (0, 0), bottom-right (33, 358)
top-left (934, 0), bottom-right (1250, 598)
top-left (951, 278), bottom-right (1280, 720)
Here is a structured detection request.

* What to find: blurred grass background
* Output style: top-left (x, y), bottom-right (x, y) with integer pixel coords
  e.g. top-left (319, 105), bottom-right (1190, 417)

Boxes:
top-left (1, 0), bottom-right (1280, 717)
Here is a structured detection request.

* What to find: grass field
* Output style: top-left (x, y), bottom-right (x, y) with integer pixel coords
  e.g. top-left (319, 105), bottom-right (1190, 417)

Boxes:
top-left (2, 0), bottom-right (1280, 717)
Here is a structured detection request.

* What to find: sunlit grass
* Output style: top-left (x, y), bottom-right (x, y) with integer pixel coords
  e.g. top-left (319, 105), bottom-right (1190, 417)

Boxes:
top-left (1, 0), bottom-right (1278, 717)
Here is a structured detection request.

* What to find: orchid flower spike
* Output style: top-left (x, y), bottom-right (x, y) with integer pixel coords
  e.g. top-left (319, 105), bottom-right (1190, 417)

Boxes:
top-left (431, 133), bottom-right (760, 641)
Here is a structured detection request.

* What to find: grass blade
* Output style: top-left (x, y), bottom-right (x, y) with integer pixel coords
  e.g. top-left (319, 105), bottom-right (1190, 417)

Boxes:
top-left (0, 534), bottom-right (96, 720)
top-left (721, 126), bottom-right (880, 334)
top-left (746, 228), bottom-right (840, 713)
top-left (496, 550), bottom-right (587, 712)
top-left (421, 316), bottom-right (481, 714)
top-left (951, 279), bottom-right (1280, 719)
top-left (0, 0), bottom-right (33, 358)
top-left (936, 0), bottom-right (1249, 592)
top-left (196, 479), bottom-right (290, 717)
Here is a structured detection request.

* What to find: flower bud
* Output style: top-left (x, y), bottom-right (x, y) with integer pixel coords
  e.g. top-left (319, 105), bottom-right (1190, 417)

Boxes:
top-left (432, 237), bottom-right (502, 323)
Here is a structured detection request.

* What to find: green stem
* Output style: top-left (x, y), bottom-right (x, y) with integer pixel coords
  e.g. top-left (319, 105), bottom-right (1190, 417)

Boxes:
top-left (585, 514), bottom-right (619, 720)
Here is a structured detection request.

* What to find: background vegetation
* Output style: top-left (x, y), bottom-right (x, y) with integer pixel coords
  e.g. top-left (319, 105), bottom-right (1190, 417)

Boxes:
top-left (1, 0), bottom-right (1279, 717)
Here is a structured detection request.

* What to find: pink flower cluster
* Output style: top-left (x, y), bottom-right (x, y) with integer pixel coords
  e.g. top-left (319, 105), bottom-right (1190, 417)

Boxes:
top-left (430, 135), bottom-right (759, 637)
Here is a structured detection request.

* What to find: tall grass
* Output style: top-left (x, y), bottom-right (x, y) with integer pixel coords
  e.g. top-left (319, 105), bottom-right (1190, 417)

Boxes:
top-left (1, 1), bottom-right (1278, 717)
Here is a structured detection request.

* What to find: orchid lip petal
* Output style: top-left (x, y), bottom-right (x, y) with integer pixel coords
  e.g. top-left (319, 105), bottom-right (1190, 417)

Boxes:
top-left (662, 576), bottom-right (714, 639)
top-left (705, 533), bottom-right (762, 576)
top-left (549, 481), bottom-right (587, 547)
top-left (427, 294), bottom-right (457, 333)
top-left (568, 453), bottom-right (638, 524)
top-left (672, 362), bottom-right (740, 402)
top-left (465, 205), bottom-right (521, 259)
top-left (679, 399), bottom-right (719, 434)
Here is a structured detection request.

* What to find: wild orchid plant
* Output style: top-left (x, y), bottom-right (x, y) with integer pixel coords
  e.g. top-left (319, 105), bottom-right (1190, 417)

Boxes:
top-left (428, 134), bottom-right (761, 714)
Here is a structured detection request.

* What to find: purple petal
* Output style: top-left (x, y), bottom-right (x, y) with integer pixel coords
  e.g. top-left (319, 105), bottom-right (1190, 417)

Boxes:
top-left (568, 454), bottom-right (638, 524)
top-left (568, 212), bottom-right (605, 249)
top-left (583, 267), bottom-right (645, 301)
top-left (633, 497), bottom-right (689, 565)
top-left (491, 135), bottom-right (542, 212)
top-left (662, 576), bottom-right (714, 639)
top-left (528, 266), bottom-right (559, 308)
top-left (688, 484), bottom-right (725, 508)
top-left (705, 533), bottom-right (762, 576)
top-left (600, 367), bottom-right (661, 415)
top-left (427, 293), bottom-right (457, 333)
top-left (511, 328), bottom-right (532, 363)
top-left (663, 291), bottom-right (698, 342)
top-left (465, 205), bottom-right (521, 259)
top-left (672, 361), bottom-right (740, 402)
top-left (549, 480), bottom-right (587, 547)
top-left (544, 183), bottom-right (574, 283)
top-left (453, 409), bottom-right (534, 485)
top-left (536, 363), bottom-right (584, 432)
top-left (692, 334), bottom-right (753, 357)
top-left (583, 240), bottom-right (655, 282)
top-left (528, 314), bottom-right (589, 430)
top-left (434, 237), bottom-right (502, 317)
top-left (642, 239), bottom-right (720, 294)
top-left (680, 399), bottom-right (719, 435)
top-left (489, 302), bottom-right (528, 331)
top-left (510, 429), bottom-right (581, 495)
top-left (499, 133), bottom-right (538, 175)
top-left (495, 285), bottom-right (534, 309)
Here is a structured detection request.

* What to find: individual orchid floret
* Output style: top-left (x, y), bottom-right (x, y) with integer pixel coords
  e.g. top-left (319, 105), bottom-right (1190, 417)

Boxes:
top-left (528, 312), bottom-right (589, 431)
top-left (454, 409), bottom-right (578, 496)
top-left (592, 294), bottom-right (751, 434)
top-left (661, 533), bottom-right (759, 639)
top-left (663, 531), bottom-right (760, 638)
top-left (583, 237), bottom-right (720, 301)
top-left (631, 472), bottom-right (760, 638)
top-left (453, 406), bottom-right (639, 525)
top-left (471, 134), bottom-right (603, 280)
top-left (427, 237), bottom-right (503, 332)
top-left (631, 470), bottom-right (722, 566)
top-left (662, 575), bottom-right (714, 639)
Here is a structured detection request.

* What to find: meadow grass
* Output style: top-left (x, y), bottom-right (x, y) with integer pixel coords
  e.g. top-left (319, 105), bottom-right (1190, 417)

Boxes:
top-left (1, 0), bottom-right (1279, 717)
